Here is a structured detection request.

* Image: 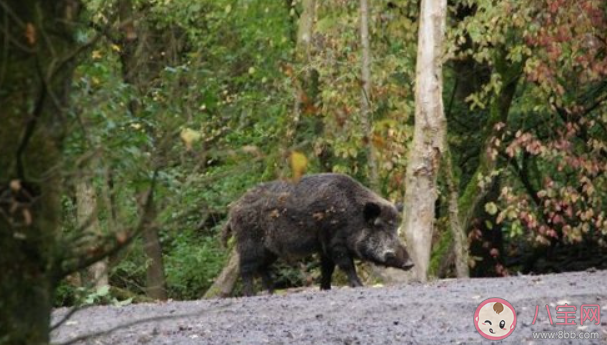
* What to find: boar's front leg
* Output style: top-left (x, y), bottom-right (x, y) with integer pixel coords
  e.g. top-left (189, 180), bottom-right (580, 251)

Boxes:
top-left (241, 271), bottom-right (256, 297)
top-left (320, 254), bottom-right (335, 290)
top-left (240, 249), bottom-right (277, 296)
top-left (331, 246), bottom-right (363, 288)
top-left (259, 267), bottom-right (274, 294)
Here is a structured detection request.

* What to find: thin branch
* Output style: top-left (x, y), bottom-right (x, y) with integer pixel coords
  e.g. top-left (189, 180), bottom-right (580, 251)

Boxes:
top-left (445, 77), bottom-right (459, 120)
top-left (36, 4), bottom-right (58, 64)
top-left (508, 151), bottom-right (541, 206)
top-left (0, 1), bottom-right (36, 53)
top-left (15, 63), bottom-right (47, 179)
top-left (52, 171), bottom-right (159, 281)
top-left (0, 1), bottom-right (27, 27)
top-left (48, 9), bottom-right (125, 86)
top-left (49, 31), bottom-right (104, 85)
top-left (50, 305), bottom-right (95, 332)
top-left (52, 302), bottom-right (236, 345)
top-left (0, 9), bottom-right (9, 86)
top-left (0, 23), bottom-right (36, 53)
top-left (53, 315), bottom-right (189, 345)
top-left (50, 260), bottom-right (116, 332)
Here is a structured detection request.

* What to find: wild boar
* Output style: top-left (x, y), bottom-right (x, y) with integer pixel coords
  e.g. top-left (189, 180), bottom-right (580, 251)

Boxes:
top-left (222, 173), bottom-right (414, 296)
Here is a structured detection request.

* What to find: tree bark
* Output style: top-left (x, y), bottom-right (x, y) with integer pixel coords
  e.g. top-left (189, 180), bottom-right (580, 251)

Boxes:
top-left (402, 0), bottom-right (448, 283)
top-left (433, 51), bottom-right (521, 277)
top-left (117, 0), bottom-right (168, 300)
top-left (359, 0), bottom-right (378, 190)
top-left (359, 0), bottom-right (392, 284)
top-left (76, 176), bottom-right (109, 288)
top-left (141, 194), bottom-right (168, 300)
top-left (443, 146), bottom-right (469, 277)
top-left (287, 0), bottom-right (318, 147)
top-left (0, 1), bottom-right (80, 344)
top-left (296, 0), bottom-right (315, 61)
top-left (204, 249), bottom-right (240, 299)
top-left (457, 52), bottom-right (521, 234)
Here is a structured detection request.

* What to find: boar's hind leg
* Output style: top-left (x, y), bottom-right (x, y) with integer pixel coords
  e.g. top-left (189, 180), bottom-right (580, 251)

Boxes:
top-left (331, 247), bottom-right (363, 288)
top-left (320, 254), bottom-right (335, 290)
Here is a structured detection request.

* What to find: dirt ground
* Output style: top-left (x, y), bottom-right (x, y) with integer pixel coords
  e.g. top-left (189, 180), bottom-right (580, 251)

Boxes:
top-left (52, 270), bottom-right (607, 345)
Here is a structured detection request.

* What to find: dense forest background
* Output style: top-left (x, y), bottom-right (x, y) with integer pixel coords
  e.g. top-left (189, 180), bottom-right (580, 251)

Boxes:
top-left (1, 0), bottom-right (606, 342)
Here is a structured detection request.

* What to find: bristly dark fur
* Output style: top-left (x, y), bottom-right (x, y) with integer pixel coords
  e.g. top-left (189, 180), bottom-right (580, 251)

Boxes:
top-left (223, 173), bottom-right (413, 296)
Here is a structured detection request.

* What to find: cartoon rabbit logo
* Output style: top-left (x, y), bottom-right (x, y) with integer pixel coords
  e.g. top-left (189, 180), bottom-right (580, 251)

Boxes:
top-left (474, 298), bottom-right (517, 340)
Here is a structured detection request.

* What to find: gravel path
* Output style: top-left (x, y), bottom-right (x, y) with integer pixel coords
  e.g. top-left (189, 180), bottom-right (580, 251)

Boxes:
top-left (52, 270), bottom-right (607, 344)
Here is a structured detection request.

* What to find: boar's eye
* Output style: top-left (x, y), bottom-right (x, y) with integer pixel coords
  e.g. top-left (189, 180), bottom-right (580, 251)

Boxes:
top-left (373, 217), bottom-right (382, 226)
top-left (499, 320), bottom-right (505, 329)
top-left (363, 202), bottom-right (382, 223)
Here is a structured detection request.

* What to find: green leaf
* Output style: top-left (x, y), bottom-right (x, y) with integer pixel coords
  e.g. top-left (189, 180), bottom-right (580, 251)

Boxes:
top-left (96, 285), bottom-right (110, 297)
top-left (485, 202), bottom-right (498, 215)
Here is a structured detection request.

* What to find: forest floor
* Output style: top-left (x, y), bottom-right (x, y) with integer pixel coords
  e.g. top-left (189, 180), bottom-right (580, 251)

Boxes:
top-left (52, 269), bottom-right (607, 345)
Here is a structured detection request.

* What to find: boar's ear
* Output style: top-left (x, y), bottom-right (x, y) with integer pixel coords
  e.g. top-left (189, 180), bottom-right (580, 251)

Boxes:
top-left (363, 202), bottom-right (382, 223)
top-left (395, 202), bottom-right (404, 213)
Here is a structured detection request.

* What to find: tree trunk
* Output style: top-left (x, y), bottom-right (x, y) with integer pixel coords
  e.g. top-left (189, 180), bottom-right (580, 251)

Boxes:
top-left (433, 51), bottom-right (521, 277)
top-left (457, 52), bottom-right (521, 234)
top-left (141, 196), bottom-right (168, 300)
top-left (443, 146), bottom-right (469, 277)
top-left (359, 0), bottom-right (378, 189)
top-left (76, 177), bottom-right (109, 288)
top-left (117, 0), bottom-right (168, 301)
top-left (204, 249), bottom-right (240, 299)
top-left (0, 2), bottom-right (80, 344)
top-left (359, 0), bottom-right (392, 284)
top-left (287, 0), bottom-right (318, 147)
top-left (296, 0), bottom-right (315, 60)
top-left (402, 0), bottom-right (448, 283)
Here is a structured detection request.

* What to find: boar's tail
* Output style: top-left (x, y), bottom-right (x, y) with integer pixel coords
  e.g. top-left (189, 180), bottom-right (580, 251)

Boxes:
top-left (220, 219), bottom-right (232, 247)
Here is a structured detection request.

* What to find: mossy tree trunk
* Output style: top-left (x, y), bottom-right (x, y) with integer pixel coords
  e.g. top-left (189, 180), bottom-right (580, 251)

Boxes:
top-left (0, 1), bottom-right (80, 344)
top-left (434, 50), bottom-right (522, 276)
top-left (203, 249), bottom-right (239, 299)
top-left (457, 52), bottom-right (521, 235)
top-left (443, 146), bottom-right (469, 277)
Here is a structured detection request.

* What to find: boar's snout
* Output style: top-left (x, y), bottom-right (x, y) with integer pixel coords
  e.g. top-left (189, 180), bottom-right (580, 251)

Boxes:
top-left (395, 244), bottom-right (414, 271)
top-left (402, 257), bottom-right (414, 270)
top-left (384, 250), bottom-right (396, 261)
top-left (378, 244), bottom-right (414, 271)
